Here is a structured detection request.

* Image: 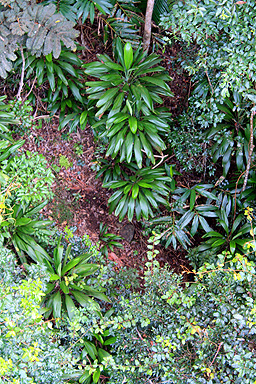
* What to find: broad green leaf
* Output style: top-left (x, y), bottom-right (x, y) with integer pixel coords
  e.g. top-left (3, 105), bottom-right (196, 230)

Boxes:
top-left (72, 291), bottom-right (90, 307)
top-left (83, 341), bottom-right (98, 360)
top-left (96, 87), bottom-right (119, 108)
top-left (61, 257), bottom-right (81, 276)
top-left (129, 116), bottom-right (137, 134)
top-left (98, 348), bottom-right (111, 361)
top-left (230, 240), bottom-right (236, 254)
top-left (132, 184), bottom-right (139, 199)
top-left (79, 371), bottom-right (91, 383)
top-left (115, 37), bottom-right (125, 67)
top-left (199, 216), bottom-right (212, 233)
top-left (52, 291), bottom-right (62, 319)
top-left (134, 135), bottom-right (142, 168)
top-left (69, 81), bottom-right (83, 103)
top-left (191, 215), bottom-right (199, 236)
top-left (127, 196), bottom-right (135, 221)
top-left (139, 85), bottom-right (153, 110)
top-left (93, 368), bottom-right (100, 383)
top-left (115, 195), bottom-right (128, 217)
top-left (139, 131), bottom-right (154, 162)
top-left (211, 239), bottom-right (226, 248)
top-left (178, 211), bottom-right (194, 229)
top-left (83, 286), bottom-right (110, 302)
top-left (124, 42), bottom-right (133, 70)
top-left (190, 189), bottom-right (196, 211)
top-left (65, 294), bottom-right (76, 319)
top-left (16, 217), bottom-right (32, 226)
top-left (54, 244), bottom-right (63, 274)
top-left (49, 274), bottom-right (60, 281)
top-left (105, 62), bottom-right (123, 71)
top-left (103, 337), bottom-right (117, 346)
top-left (139, 192), bottom-right (149, 220)
top-left (125, 131), bottom-right (134, 163)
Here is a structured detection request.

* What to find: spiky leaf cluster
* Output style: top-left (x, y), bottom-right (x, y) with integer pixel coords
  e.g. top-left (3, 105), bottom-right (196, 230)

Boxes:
top-left (0, 0), bottom-right (78, 78)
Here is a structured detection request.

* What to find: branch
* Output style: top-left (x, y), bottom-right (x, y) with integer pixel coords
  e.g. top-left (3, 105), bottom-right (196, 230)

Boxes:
top-left (242, 109), bottom-right (255, 191)
top-left (16, 45), bottom-right (25, 101)
top-left (209, 342), bottom-right (223, 366)
top-left (143, 0), bottom-right (155, 52)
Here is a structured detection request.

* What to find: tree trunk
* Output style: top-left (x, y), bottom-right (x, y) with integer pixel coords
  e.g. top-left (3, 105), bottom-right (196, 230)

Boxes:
top-left (143, 0), bottom-right (155, 53)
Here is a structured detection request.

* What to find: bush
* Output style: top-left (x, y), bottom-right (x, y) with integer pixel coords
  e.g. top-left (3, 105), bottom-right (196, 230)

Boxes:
top-left (2, 150), bottom-right (54, 205)
top-left (0, 247), bottom-right (75, 383)
top-left (101, 255), bottom-right (256, 383)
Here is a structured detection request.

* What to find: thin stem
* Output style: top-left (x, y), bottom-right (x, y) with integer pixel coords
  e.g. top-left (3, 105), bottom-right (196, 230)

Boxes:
top-left (242, 109), bottom-right (255, 191)
top-left (16, 45), bottom-right (25, 101)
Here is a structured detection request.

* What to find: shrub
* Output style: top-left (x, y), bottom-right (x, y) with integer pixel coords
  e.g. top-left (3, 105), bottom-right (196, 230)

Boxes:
top-left (0, 142), bottom-right (54, 263)
top-left (161, 0), bottom-right (256, 98)
top-left (0, 247), bottom-right (75, 383)
top-left (16, 49), bottom-right (88, 131)
top-left (102, 254), bottom-right (256, 383)
top-left (2, 151), bottom-right (54, 204)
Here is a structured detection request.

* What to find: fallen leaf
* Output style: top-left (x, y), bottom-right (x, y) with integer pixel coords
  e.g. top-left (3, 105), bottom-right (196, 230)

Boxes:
top-left (108, 252), bottom-right (123, 267)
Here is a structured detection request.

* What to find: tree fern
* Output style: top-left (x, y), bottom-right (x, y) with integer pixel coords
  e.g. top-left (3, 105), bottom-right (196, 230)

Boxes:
top-left (0, 0), bottom-right (78, 78)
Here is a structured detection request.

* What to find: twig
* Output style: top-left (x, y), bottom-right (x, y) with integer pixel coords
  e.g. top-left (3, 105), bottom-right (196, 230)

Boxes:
top-left (152, 154), bottom-right (168, 169)
top-left (209, 342), bottom-right (223, 366)
top-left (205, 68), bottom-right (214, 95)
top-left (16, 45), bottom-right (25, 100)
top-left (32, 114), bottom-right (58, 121)
top-left (23, 76), bottom-right (37, 101)
top-left (242, 109), bottom-right (255, 191)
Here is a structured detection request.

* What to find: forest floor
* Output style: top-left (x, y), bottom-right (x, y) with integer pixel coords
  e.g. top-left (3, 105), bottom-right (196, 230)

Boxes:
top-left (20, 30), bottom-right (195, 277)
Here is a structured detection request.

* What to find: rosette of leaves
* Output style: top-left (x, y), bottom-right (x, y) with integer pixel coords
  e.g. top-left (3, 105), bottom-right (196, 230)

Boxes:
top-left (200, 192), bottom-right (251, 255)
top-left (84, 40), bottom-right (172, 118)
top-left (95, 158), bottom-right (129, 184)
top-left (0, 96), bottom-right (19, 135)
top-left (41, 236), bottom-right (110, 319)
top-left (149, 184), bottom-right (218, 249)
top-left (2, 200), bottom-right (52, 264)
top-left (16, 49), bottom-right (87, 131)
top-left (84, 41), bottom-right (172, 166)
top-left (103, 166), bottom-right (172, 221)
top-left (206, 92), bottom-right (252, 176)
top-left (95, 157), bottom-right (139, 184)
top-left (99, 223), bottom-right (123, 257)
top-left (104, 111), bottom-right (170, 168)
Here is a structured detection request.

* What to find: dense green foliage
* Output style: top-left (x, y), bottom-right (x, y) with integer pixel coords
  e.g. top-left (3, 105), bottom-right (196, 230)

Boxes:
top-left (104, 255), bottom-right (256, 383)
top-left (1, 0), bottom-right (256, 382)
top-left (0, 248), bottom-right (75, 383)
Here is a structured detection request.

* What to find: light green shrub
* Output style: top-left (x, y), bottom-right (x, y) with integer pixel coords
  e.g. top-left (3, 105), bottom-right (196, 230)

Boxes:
top-left (0, 247), bottom-right (75, 383)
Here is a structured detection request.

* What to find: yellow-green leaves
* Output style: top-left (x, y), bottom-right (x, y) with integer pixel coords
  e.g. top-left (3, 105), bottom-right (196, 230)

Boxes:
top-left (124, 42), bottom-right (133, 70)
